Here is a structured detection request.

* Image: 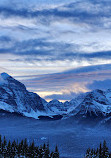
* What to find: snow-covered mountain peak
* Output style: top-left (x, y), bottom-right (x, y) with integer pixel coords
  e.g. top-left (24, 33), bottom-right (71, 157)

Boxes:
top-left (69, 89), bottom-right (111, 118)
top-left (0, 72), bottom-right (46, 119)
top-left (49, 99), bottom-right (62, 104)
top-left (0, 72), bottom-right (11, 80)
top-left (92, 89), bottom-right (104, 95)
top-left (0, 72), bottom-right (10, 85)
top-left (0, 72), bottom-right (27, 91)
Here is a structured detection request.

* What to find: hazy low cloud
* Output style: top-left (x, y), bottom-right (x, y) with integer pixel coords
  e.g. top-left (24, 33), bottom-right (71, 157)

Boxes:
top-left (87, 79), bottom-right (111, 91)
top-left (45, 92), bottom-right (78, 101)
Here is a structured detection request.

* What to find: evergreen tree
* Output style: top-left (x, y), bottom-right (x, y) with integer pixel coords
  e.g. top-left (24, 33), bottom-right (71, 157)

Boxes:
top-left (38, 145), bottom-right (44, 158)
top-left (52, 145), bottom-right (59, 158)
top-left (85, 140), bottom-right (111, 158)
top-left (3, 136), bottom-right (7, 147)
top-left (7, 140), bottom-right (11, 156)
top-left (29, 140), bottom-right (35, 157)
top-left (102, 140), bottom-right (109, 158)
top-left (23, 138), bottom-right (28, 156)
top-left (11, 140), bottom-right (16, 157)
top-left (45, 143), bottom-right (50, 158)
top-left (2, 136), bottom-right (7, 157)
top-left (96, 147), bottom-right (99, 157)
top-left (85, 148), bottom-right (91, 158)
top-left (99, 143), bottom-right (102, 158)
top-left (0, 135), bottom-right (2, 154)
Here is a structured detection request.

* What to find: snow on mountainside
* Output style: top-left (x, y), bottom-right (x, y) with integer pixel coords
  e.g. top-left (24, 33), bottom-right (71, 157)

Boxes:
top-left (0, 72), bottom-right (74, 119)
top-left (66, 93), bottom-right (86, 113)
top-left (46, 89), bottom-right (111, 123)
top-left (1, 72), bottom-right (111, 122)
top-left (70, 89), bottom-right (111, 119)
top-left (45, 93), bottom-right (86, 115)
top-left (46, 99), bottom-right (66, 115)
top-left (0, 72), bottom-right (47, 119)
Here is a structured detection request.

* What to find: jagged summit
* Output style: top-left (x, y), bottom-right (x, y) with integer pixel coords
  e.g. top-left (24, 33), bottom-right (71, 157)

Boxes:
top-left (49, 99), bottom-right (62, 104)
top-left (0, 72), bottom-right (10, 85)
top-left (0, 72), bottom-right (46, 119)
top-left (0, 72), bottom-right (26, 91)
top-left (70, 89), bottom-right (111, 119)
top-left (0, 72), bottom-right (11, 80)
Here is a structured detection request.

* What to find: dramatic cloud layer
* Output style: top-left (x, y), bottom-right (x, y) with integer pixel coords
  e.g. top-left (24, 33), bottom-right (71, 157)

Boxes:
top-left (0, 0), bottom-right (111, 101)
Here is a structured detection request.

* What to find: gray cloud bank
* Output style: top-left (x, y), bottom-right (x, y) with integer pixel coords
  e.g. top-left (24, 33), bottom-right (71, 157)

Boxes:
top-left (0, 0), bottom-right (111, 100)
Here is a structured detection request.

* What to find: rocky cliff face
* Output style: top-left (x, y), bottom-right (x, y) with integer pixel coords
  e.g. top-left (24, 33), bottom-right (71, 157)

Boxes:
top-left (70, 89), bottom-right (111, 121)
top-left (0, 72), bottom-right (45, 118)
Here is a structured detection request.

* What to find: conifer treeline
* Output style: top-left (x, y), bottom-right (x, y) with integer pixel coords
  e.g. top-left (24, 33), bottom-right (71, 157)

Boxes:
top-left (85, 140), bottom-right (111, 158)
top-left (0, 135), bottom-right (59, 158)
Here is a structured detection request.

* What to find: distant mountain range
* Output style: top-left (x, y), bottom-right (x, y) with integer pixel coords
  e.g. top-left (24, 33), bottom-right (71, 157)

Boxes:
top-left (1, 72), bottom-right (111, 123)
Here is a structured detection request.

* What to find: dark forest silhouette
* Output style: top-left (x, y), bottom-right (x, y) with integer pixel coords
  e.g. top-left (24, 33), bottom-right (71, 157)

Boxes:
top-left (85, 140), bottom-right (111, 158)
top-left (0, 135), bottom-right (59, 158)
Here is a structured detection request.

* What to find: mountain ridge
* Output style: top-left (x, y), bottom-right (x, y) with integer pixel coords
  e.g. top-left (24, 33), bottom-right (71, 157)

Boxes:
top-left (0, 72), bottom-right (111, 123)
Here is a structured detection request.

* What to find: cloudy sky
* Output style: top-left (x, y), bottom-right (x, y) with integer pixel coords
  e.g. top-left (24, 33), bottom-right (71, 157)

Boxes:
top-left (0, 0), bottom-right (111, 102)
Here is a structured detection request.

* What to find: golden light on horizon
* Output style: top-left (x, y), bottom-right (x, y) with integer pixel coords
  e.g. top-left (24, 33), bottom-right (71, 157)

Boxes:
top-left (35, 82), bottom-right (89, 102)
